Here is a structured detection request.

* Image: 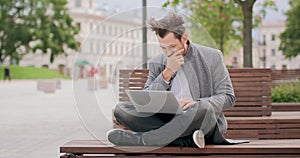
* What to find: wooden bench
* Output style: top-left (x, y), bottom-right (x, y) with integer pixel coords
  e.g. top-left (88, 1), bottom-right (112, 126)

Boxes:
top-left (272, 102), bottom-right (300, 112)
top-left (37, 80), bottom-right (57, 93)
top-left (118, 69), bottom-right (272, 117)
top-left (271, 69), bottom-right (300, 86)
top-left (226, 111), bottom-right (300, 139)
top-left (37, 79), bottom-right (62, 92)
top-left (60, 139), bottom-right (300, 157)
top-left (116, 69), bottom-right (300, 140)
top-left (225, 69), bottom-right (272, 117)
top-left (60, 68), bottom-right (300, 157)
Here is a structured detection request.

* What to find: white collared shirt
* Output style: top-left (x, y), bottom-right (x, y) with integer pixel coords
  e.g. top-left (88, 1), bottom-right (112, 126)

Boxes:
top-left (170, 68), bottom-right (193, 100)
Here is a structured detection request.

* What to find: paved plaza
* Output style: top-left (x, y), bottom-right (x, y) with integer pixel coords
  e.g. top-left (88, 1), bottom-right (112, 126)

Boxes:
top-left (0, 80), bottom-right (115, 158)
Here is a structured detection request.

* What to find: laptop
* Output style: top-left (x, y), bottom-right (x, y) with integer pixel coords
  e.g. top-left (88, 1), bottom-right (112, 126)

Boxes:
top-left (125, 90), bottom-right (184, 114)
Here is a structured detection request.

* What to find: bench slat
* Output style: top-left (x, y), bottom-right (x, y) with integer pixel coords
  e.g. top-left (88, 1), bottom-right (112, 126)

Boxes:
top-left (60, 139), bottom-right (300, 155)
top-left (271, 103), bottom-right (300, 112)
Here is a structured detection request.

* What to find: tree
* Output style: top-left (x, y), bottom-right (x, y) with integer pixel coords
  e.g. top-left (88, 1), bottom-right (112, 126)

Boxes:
top-left (234, 0), bottom-right (255, 67)
top-left (163, 0), bottom-right (276, 67)
top-left (234, 0), bottom-right (276, 67)
top-left (164, 0), bottom-right (242, 55)
top-left (0, 0), bottom-right (79, 64)
top-left (279, 1), bottom-right (300, 58)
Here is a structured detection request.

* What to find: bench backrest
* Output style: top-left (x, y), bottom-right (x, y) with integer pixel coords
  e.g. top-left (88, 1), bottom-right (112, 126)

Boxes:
top-left (225, 68), bottom-right (272, 117)
top-left (119, 69), bottom-right (149, 102)
top-left (271, 69), bottom-right (300, 86)
top-left (271, 69), bottom-right (300, 81)
top-left (119, 68), bottom-right (272, 117)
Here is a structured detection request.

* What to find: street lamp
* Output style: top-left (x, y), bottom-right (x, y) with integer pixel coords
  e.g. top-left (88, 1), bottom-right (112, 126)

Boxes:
top-left (142, 0), bottom-right (147, 69)
top-left (220, 0), bottom-right (230, 53)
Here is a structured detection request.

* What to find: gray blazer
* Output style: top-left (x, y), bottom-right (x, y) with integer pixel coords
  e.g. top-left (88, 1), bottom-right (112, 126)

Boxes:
top-left (144, 42), bottom-right (235, 135)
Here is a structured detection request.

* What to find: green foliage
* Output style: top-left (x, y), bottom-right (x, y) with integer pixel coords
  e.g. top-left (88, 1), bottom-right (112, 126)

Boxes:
top-left (0, 66), bottom-right (68, 79)
top-left (190, 0), bottom-right (243, 54)
top-left (0, 0), bottom-right (79, 64)
top-left (163, 0), bottom-right (277, 57)
top-left (272, 80), bottom-right (300, 102)
top-left (163, 0), bottom-right (242, 54)
top-left (279, 0), bottom-right (300, 58)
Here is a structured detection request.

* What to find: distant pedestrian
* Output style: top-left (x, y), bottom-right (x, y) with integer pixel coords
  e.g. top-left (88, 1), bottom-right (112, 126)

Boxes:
top-left (4, 66), bottom-right (11, 81)
top-left (230, 57), bottom-right (239, 68)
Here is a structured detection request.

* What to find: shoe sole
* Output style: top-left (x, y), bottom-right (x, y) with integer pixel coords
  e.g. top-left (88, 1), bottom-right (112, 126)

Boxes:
top-left (193, 130), bottom-right (205, 148)
top-left (106, 128), bottom-right (123, 143)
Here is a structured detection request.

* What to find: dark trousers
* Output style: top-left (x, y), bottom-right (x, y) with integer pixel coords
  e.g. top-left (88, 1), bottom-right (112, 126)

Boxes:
top-left (4, 75), bottom-right (11, 81)
top-left (114, 100), bottom-right (219, 146)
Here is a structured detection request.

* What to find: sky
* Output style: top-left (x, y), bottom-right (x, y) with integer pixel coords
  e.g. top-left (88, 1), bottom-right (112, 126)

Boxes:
top-left (254, 0), bottom-right (290, 22)
top-left (97, 0), bottom-right (290, 22)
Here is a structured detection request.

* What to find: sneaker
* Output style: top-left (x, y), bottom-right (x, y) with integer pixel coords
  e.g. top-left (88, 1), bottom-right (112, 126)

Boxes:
top-left (193, 130), bottom-right (205, 148)
top-left (106, 129), bottom-right (144, 146)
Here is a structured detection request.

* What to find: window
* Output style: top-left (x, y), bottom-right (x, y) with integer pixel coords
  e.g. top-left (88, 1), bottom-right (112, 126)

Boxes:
top-left (282, 64), bottom-right (287, 70)
top-left (271, 34), bottom-right (275, 41)
top-left (117, 44), bottom-right (120, 55)
top-left (75, 0), bottom-right (81, 7)
top-left (271, 49), bottom-right (276, 56)
top-left (76, 23), bottom-right (81, 31)
top-left (107, 25), bottom-right (110, 35)
top-left (90, 23), bottom-right (94, 32)
top-left (89, 0), bottom-right (93, 8)
top-left (271, 65), bottom-right (276, 70)
top-left (262, 48), bottom-right (266, 68)
top-left (96, 25), bottom-right (99, 34)
top-left (112, 45), bottom-right (116, 55)
top-left (90, 42), bottom-right (93, 53)
top-left (97, 41), bottom-right (101, 53)
top-left (262, 34), bottom-right (266, 45)
top-left (103, 25), bottom-right (106, 34)
top-left (93, 41), bottom-right (97, 54)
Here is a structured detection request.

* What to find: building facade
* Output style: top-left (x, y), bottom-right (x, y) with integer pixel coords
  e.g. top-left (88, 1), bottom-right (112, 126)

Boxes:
top-left (20, 0), bottom-right (161, 79)
top-left (224, 20), bottom-right (300, 70)
top-left (255, 20), bottom-right (300, 69)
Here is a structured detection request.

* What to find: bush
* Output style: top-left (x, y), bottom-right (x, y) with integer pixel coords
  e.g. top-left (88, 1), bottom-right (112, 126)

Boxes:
top-left (272, 80), bottom-right (300, 102)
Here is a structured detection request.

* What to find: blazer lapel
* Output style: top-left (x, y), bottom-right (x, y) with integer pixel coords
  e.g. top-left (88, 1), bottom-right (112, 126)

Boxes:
top-left (182, 60), bottom-right (200, 100)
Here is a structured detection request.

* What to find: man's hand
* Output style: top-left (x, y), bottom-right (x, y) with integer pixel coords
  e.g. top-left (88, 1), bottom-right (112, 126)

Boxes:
top-left (167, 48), bottom-right (184, 73)
top-left (162, 49), bottom-right (184, 82)
top-left (178, 98), bottom-right (197, 110)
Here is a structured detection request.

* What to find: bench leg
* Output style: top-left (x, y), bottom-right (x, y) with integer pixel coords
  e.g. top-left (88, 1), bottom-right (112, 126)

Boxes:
top-left (60, 153), bottom-right (83, 158)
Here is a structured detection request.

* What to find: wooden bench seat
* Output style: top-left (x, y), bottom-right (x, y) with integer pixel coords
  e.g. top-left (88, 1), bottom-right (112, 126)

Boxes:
top-left (60, 139), bottom-right (300, 157)
top-left (272, 102), bottom-right (300, 112)
top-left (226, 112), bottom-right (300, 139)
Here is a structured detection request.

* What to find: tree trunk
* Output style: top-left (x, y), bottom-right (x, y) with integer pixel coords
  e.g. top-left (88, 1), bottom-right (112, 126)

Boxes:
top-left (242, 1), bottom-right (255, 68)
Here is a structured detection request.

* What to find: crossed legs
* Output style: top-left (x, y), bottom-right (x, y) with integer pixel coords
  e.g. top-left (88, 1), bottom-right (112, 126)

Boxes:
top-left (114, 100), bottom-right (218, 146)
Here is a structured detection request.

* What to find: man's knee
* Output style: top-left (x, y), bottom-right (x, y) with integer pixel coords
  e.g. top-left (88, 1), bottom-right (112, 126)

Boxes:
top-left (114, 103), bottom-right (125, 121)
top-left (114, 103), bottom-right (138, 122)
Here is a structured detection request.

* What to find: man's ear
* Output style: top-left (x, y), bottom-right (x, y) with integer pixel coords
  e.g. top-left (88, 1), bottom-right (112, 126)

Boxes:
top-left (181, 34), bottom-right (188, 44)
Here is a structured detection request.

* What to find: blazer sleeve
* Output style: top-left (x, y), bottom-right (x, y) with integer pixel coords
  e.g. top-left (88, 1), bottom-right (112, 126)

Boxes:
top-left (144, 58), bottom-right (171, 91)
top-left (198, 50), bottom-right (236, 113)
